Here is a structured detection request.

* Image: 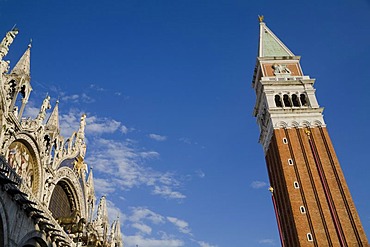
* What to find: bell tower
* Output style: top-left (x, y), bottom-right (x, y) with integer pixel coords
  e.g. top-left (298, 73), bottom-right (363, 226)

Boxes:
top-left (252, 19), bottom-right (368, 246)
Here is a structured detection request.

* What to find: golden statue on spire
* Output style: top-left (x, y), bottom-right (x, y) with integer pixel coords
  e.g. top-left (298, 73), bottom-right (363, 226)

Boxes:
top-left (258, 15), bottom-right (264, 23)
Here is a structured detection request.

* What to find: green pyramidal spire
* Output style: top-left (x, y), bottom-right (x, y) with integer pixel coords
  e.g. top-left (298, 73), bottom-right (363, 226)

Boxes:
top-left (258, 21), bottom-right (294, 57)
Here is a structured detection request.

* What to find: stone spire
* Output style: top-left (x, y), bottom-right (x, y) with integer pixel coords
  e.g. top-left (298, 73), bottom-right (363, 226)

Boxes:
top-left (0, 27), bottom-right (18, 60)
top-left (46, 100), bottom-right (60, 135)
top-left (7, 43), bottom-right (32, 119)
top-left (94, 195), bottom-right (109, 240)
top-left (11, 43), bottom-right (31, 80)
top-left (86, 167), bottom-right (96, 222)
top-left (110, 216), bottom-right (123, 247)
top-left (36, 95), bottom-right (51, 124)
top-left (87, 167), bottom-right (94, 187)
top-left (258, 21), bottom-right (294, 57)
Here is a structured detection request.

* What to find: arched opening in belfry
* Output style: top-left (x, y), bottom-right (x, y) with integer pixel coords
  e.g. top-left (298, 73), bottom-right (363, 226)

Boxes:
top-left (300, 93), bottom-right (308, 106)
top-left (283, 94), bottom-right (291, 107)
top-left (49, 180), bottom-right (76, 220)
top-left (292, 94), bottom-right (300, 107)
top-left (274, 95), bottom-right (283, 107)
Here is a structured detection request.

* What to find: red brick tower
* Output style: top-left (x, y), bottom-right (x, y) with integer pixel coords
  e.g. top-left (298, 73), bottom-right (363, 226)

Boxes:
top-left (252, 19), bottom-right (369, 246)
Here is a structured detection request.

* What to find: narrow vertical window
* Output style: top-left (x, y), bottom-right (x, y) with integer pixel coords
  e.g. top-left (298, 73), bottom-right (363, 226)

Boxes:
top-left (288, 159), bottom-right (293, 165)
top-left (292, 94), bottom-right (300, 107)
top-left (300, 206), bottom-right (306, 214)
top-left (294, 181), bottom-right (299, 188)
top-left (307, 233), bottom-right (313, 241)
top-left (274, 95), bottom-right (283, 107)
top-left (283, 138), bottom-right (288, 144)
top-left (300, 94), bottom-right (308, 106)
top-left (283, 94), bottom-right (292, 107)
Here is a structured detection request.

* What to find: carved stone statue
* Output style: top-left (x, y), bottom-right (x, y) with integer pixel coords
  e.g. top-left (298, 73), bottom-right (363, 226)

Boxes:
top-left (272, 64), bottom-right (291, 75)
top-left (73, 156), bottom-right (88, 178)
top-left (36, 96), bottom-right (51, 123)
top-left (0, 60), bottom-right (10, 74)
top-left (57, 210), bottom-right (81, 226)
top-left (66, 218), bottom-right (86, 235)
top-left (76, 114), bottom-right (86, 143)
top-left (0, 29), bottom-right (19, 59)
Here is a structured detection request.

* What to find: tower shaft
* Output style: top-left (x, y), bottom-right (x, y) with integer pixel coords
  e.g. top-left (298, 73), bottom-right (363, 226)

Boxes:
top-left (266, 127), bottom-right (367, 246)
top-left (252, 21), bottom-right (368, 246)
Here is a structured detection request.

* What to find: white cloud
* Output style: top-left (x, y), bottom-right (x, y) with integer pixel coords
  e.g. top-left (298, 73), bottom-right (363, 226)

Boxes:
top-left (87, 138), bottom-right (185, 200)
top-left (23, 105), bottom-right (40, 119)
top-left (153, 186), bottom-right (186, 199)
top-left (86, 115), bottom-right (121, 134)
top-left (105, 198), bottom-right (126, 225)
top-left (123, 207), bottom-right (215, 247)
top-left (93, 178), bottom-right (116, 195)
top-left (179, 137), bottom-right (191, 144)
top-left (258, 239), bottom-right (276, 245)
top-left (81, 93), bottom-right (95, 103)
top-left (129, 207), bottom-right (165, 225)
top-left (197, 241), bottom-right (218, 247)
top-left (90, 84), bottom-right (105, 92)
top-left (195, 170), bottom-right (205, 178)
top-left (61, 93), bottom-right (94, 103)
top-left (124, 235), bottom-right (184, 247)
top-left (121, 125), bottom-right (129, 134)
top-left (251, 181), bottom-right (268, 189)
top-left (58, 109), bottom-right (126, 137)
top-left (140, 151), bottom-right (160, 159)
top-left (149, 134), bottom-right (167, 141)
top-left (167, 217), bottom-right (191, 234)
top-left (59, 110), bottom-right (81, 137)
top-left (132, 223), bottom-right (152, 235)
top-left (61, 94), bottom-right (79, 102)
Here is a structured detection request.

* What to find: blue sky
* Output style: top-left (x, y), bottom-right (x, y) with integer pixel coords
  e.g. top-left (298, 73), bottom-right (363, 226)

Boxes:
top-left (1, 0), bottom-right (370, 246)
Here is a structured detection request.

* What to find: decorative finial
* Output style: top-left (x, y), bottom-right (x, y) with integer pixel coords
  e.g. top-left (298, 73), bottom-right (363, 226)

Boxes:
top-left (28, 38), bottom-right (32, 48)
top-left (11, 24), bottom-right (18, 32)
top-left (268, 186), bottom-right (274, 194)
top-left (258, 15), bottom-right (264, 23)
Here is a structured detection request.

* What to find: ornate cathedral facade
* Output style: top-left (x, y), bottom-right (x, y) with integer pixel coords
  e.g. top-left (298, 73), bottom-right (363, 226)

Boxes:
top-left (0, 29), bottom-right (123, 246)
top-left (252, 19), bottom-right (368, 246)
